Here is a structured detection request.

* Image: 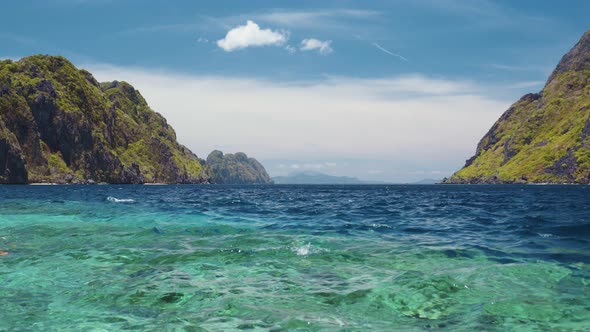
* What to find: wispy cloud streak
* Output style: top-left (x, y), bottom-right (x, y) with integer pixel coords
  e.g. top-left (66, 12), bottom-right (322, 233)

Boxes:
top-left (372, 43), bottom-right (408, 62)
top-left (256, 9), bottom-right (380, 27)
top-left (487, 63), bottom-right (551, 74)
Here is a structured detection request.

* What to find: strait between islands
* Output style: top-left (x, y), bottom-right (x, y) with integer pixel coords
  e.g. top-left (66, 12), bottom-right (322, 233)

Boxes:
top-left (1, 29), bottom-right (590, 185)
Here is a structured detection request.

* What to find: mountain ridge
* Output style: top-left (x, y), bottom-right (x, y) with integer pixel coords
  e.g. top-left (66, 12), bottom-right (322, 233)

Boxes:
top-left (0, 55), bottom-right (271, 184)
top-left (445, 29), bottom-right (590, 184)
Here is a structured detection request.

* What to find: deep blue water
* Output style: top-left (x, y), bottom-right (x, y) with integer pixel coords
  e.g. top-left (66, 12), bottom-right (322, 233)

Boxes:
top-left (0, 185), bottom-right (589, 330)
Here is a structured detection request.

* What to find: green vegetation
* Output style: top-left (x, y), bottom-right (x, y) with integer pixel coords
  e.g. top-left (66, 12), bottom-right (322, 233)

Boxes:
top-left (0, 55), bottom-right (207, 183)
top-left (206, 150), bottom-right (273, 184)
top-left (446, 30), bottom-right (590, 184)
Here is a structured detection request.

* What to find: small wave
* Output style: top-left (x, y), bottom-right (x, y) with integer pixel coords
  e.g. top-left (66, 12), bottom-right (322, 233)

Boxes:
top-left (295, 243), bottom-right (312, 256)
top-left (292, 242), bottom-right (327, 256)
top-left (370, 223), bottom-right (392, 229)
top-left (538, 233), bottom-right (558, 239)
top-left (107, 196), bottom-right (135, 203)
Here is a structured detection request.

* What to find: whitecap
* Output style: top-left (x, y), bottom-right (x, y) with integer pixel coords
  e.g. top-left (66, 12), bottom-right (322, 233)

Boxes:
top-left (295, 243), bottom-right (312, 256)
top-left (292, 242), bottom-right (328, 256)
top-left (107, 196), bottom-right (135, 203)
top-left (538, 233), bottom-right (557, 238)
top-left (371, 223), bottom-right (392, 229)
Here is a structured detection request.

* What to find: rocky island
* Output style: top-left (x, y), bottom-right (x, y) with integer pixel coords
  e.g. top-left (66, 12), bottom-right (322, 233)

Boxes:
top-left (0, 55), bottom-right (271, 184)
top-left (445, 29), bottom-right (590, 184)
top-left (206, 150), bottom-right (273, 184)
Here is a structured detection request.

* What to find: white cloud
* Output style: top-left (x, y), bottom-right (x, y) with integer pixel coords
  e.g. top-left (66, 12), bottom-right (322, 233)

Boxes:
top-left (87, 63), bottom-right (516, 181)
top-left (487, 64), bottom-right (552, 75)
top-left (217, 20), bottom-right (288, 52)
top-left (303, 163), bottom-right (326, 169)
top-left (283, 163), bottom-right (336, 171)
top-left (300, 39), bottom-right (333, 55)
top-left (284, 45), bottom-right (297, 54)
top-left (320, 75), bottom-right (477, 96)
top-left (504, 81), bottom-right (545, 89)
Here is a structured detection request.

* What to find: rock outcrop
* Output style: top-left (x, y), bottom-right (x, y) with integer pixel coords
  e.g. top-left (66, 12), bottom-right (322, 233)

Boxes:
top-left (206, 150), bottom-right (272, 184)
top-left (0, 55), bottom-right (208, 184)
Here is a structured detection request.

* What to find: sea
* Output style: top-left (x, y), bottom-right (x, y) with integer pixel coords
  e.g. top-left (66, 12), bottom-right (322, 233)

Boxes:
top-left (0, 184), bottom-right (588, 331)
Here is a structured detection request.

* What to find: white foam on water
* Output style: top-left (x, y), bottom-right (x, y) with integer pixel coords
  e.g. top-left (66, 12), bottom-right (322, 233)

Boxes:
top-left (292, 242), bottom-right (328, 256)
top-left (296, 243), bottom-right (312, 256)
top-left (538, 233), bottom-right (558, 238)
top-left (107, 196), bottom-right (135, 203)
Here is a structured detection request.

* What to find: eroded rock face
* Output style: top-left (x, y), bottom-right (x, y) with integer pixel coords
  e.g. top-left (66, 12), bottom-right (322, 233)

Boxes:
top-left (206, 150), bottom-right (273, 184)
top-left (446, 30), bottom-right (590, 184)
top-left (0, 126), bottom-right (27, 183)
top-left (0, 55), bottom-right (208, 184)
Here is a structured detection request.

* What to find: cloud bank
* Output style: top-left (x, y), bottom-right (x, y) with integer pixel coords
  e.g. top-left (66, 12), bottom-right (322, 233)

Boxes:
top-left (87, 64), bottom-right (511, 180)
top-left (217, 20), bottom-right (287, 52)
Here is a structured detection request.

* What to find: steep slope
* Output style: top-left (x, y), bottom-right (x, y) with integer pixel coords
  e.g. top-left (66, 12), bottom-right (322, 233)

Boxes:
top-left (0, 55), bottom-right (207, 184)
top-left (446, 30), bottom-right (590, 184)
top-left (206, 150), bottom-right (272, 184)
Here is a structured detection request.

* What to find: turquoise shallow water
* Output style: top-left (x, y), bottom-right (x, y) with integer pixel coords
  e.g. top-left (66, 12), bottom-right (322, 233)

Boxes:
top-left (0, 185), bottom-right (589, 331)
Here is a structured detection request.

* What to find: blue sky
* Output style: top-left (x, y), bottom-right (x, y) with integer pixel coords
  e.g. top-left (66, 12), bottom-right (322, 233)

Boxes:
top-left (2, 0), bottom-right (589, 182)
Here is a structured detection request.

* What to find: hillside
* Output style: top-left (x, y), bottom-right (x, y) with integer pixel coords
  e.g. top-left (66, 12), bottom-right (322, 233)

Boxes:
top-left (0, 55), bottom-right (207, 184)
top-left (206, 150), bottom-right (272, 184)
top-left (445, 29), bottom-right (590, 184)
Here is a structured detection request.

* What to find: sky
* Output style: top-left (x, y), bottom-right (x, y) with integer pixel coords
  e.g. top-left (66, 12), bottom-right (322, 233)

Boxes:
top-left (1, 0), bottom-right (589, 182)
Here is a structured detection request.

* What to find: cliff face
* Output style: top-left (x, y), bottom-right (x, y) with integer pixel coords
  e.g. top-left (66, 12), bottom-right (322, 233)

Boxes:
top-left (0, 55), bottom-right (207, 184)
top-left (446, 30), bottom-right (590, 184)
top-left (206, 150), bottom-right (273, 184)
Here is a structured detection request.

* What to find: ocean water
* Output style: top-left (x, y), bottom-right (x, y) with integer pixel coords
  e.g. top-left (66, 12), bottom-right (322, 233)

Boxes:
top-left (0, 185), bottom-right (589, 331)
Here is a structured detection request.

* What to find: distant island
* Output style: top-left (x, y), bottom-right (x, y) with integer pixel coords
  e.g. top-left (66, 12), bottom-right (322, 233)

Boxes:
top-left (445, 29), bottom-right (590, 184)
top-left (272, 171), bottom-right (388, 185)
top-left (0, 55), bottom-right (270, 184)
top-left (206, 150), bottom-right (272, 184)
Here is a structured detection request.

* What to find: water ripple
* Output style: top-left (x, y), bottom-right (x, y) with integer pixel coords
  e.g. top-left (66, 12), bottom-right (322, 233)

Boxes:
top-left (0, 184), bottom-right (588, 330)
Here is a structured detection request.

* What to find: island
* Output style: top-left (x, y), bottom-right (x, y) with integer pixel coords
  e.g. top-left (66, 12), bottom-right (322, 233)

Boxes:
top-left (445, 29), bottom-right (590, 184)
